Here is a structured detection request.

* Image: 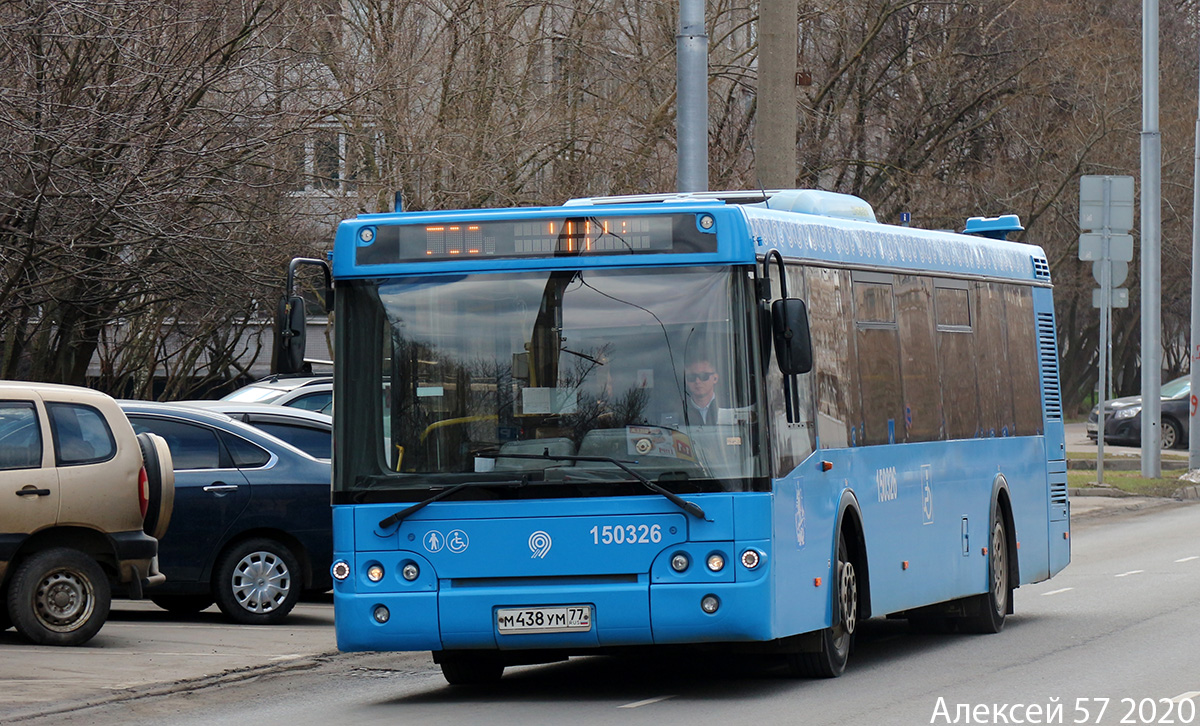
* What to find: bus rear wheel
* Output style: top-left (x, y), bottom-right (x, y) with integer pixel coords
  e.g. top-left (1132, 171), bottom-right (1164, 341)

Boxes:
top-left (962, 508), bottom-right (1010, 634)
top-left (786, 532), bottom-right (856, 677)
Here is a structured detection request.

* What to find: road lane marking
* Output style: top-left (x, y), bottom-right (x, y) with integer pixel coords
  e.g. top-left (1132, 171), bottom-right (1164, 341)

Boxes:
top-left (1041, 587), bottom-right (1074, 596)
top-left (1114, 570), bottom-right (1144, 577)
top-left (1176, 556), bottom-right (1199, 563)
top-left (1171, 692), bottom-right (1200, 703)
top-left (619, 696), bottom-right (676, 709)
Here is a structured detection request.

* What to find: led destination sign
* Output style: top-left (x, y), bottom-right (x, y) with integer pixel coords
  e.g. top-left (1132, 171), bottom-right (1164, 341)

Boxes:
top-left (355, 213), bottom-right (716, 265)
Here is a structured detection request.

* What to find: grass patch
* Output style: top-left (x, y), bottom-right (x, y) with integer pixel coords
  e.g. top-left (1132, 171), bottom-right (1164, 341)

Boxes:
top-left (1068, 469), bottom-right (1184, 498)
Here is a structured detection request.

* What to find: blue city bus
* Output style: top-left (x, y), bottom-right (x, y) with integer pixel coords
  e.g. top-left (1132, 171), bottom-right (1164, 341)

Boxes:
top-left (283, 189), bottom-right (1069, 684)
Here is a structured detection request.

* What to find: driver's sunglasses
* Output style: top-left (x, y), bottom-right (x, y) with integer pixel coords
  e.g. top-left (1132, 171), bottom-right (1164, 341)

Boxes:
top-left (686, 371), bottom-right (716, 382)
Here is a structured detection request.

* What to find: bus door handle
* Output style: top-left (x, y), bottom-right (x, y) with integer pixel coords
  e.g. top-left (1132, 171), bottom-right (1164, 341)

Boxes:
top-left (203, 483), bottom-right (239, 495)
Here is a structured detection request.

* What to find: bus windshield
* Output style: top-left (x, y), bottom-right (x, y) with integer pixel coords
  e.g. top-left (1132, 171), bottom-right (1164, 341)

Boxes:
top-left (336, 265), bottom-right (767, 497)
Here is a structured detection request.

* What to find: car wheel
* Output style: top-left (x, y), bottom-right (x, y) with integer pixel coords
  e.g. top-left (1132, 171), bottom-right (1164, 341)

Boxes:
top-left (150, 594), bottom-right (214, 615)
top-left (439, 651), bottom-right (505, 685)
top-left (214, 538), bottom-right (302, 625)
top-left (1161, 418), bottom-right (1183, 450)
top-left (7, 548), bottom-right (111, 646)
top-left (962, 507), bottom-right (1010, 634)
top-left (785, 531), bottom-right (856, 677)
top-left (137, 432), bottom-right (175, 540)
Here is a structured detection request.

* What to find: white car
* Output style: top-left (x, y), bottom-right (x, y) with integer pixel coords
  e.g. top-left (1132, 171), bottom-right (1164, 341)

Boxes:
top-left (221, 375), bottom-right (332, 413)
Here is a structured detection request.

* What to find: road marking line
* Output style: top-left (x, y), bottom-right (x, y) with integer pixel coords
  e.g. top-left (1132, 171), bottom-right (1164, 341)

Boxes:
top-left (1176, 556), bottom-right (1199, 563)
top-left (1041, 587), bottom-right (1074, 596)
top-left (1171, 692), bottom-right (1200, 703)
top-left (619, 695), bottom-right (676, 709)
top-left (1114, 570), bottom-right (1144, 577)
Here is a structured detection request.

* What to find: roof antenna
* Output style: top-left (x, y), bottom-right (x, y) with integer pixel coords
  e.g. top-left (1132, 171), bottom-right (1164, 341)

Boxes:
top-left (757, 179), bottom-right (770, 209)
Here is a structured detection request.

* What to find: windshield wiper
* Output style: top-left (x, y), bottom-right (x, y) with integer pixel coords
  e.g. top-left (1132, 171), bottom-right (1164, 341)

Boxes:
top-left (491, 451), bottom-right (707, 521)
top-left (378, 477), bottom-right (531, 529)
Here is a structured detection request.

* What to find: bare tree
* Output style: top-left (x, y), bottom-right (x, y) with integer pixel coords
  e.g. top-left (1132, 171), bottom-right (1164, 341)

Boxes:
top-left (0, 0), bottom-right (337, 393)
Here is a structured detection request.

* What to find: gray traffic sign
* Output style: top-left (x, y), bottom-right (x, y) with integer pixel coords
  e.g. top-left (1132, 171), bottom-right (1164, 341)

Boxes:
top-left (1093, 260), bottom-right (1129, 286)
top-left (1079, 175), bottom-right (1135, 232)
top-left (1078, 232), bottom-right (1134, 262)
top-left (1092, 287), bottom-right (1130, 308)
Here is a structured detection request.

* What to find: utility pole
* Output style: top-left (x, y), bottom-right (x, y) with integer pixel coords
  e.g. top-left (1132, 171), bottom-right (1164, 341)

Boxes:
top-left (1142, 0), bottom-right (1162, 477)
top-left (677, 0), bottom-right (708, 193)
top-left (757, 1), bottom-right (798, 188)
top-left (1190, 21), bottom-right (1200, 472)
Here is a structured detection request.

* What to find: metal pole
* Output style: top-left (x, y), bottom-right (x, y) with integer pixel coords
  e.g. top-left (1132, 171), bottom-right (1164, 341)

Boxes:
top-left (677, 0), bottom-right (708, 193)
top-left (757, 0), bottom-right (798, 188)
top-left (1190, 17), bottom-right (1200, 471)
top-left (1098, 182), bottom-right (1112, 486)
top-left (1142, 0), bottom-right (1162, 477)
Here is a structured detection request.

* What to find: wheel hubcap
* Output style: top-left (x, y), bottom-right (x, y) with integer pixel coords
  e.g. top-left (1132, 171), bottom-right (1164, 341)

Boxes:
top-left (230, 551), bottom-right (291, 614)
top-left (34, 569), bottom-right (93, 632)
top-left (833, 556), bottom-right (858, 649)
top-left (991, 522), bottom-right (1008, 614)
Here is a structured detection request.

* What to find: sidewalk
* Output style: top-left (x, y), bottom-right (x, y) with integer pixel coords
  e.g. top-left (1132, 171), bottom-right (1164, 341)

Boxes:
top-left (1063, 422), bottom-right (1199, 517)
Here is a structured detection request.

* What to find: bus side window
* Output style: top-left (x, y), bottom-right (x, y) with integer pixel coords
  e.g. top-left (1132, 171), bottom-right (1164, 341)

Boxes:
top-left (852, 273), bottom-right (903, 446)
top-left (896, 275), bottom-right (942, 442)
top-left (804, 266), bottom-right (859, 449)
top-left (934, 281), bottom-right (980, 440)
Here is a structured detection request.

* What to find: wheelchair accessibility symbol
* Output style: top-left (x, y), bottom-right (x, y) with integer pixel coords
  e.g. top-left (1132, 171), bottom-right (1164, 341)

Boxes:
top-left (424, 529), bottom-right (470, 553)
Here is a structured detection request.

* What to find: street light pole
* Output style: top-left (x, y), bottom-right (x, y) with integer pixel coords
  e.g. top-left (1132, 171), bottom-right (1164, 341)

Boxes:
top-left (677, 0), bottom-right (708, 193)
top-left (1141, 0), bottom-right (1162, 477)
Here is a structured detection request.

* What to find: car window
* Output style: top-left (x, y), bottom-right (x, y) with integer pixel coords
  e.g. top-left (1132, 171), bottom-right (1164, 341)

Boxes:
top-left (252, 422), bottom-right (331, 459)
top-left (220, 432), bottom-right (271, 468)
top-left (0, 402), bottom-right (42, 470)
top-left (285, 392), bottom-right (333, 412)
top-left (129, 416), bottom-right (222, 470)
top-left (47, 403), bottom-right (116, 466)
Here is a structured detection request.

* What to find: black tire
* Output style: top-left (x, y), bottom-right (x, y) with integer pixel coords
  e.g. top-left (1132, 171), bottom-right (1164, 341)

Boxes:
top-left (439, 651), bottom-right (505, 685)
top-left (7, 548), bottom-right (111, 646)
top-left (1162, 417), bottom-right (1184, 450)
top-left (213, 538), bottom-right (302, 625)
top-left (962, 507), bottom-right (1010, 634)
top-left (150, 594), bottom-right (215, 616)
top-left (137, 432), bottom-right (175, 540)
top-left (786, 531), bottom-right (857, 677)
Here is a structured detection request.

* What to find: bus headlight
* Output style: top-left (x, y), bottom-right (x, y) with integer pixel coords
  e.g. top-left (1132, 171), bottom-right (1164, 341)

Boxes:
top-left (706, 553), bottom-right (726, 572)
top-left (373, 605), bottom-right (390, 623)
top-left (701, 595), bottom-right (720, 614)
top-left (671, 553), bottom-right (690, 572)
top-left (402, 563), bottom-right (420, 581)
top-left (367, 564), bottom-right (385, 582)
top-left (740, 549), bottom-right (762, 569)
top-left (332, 560), bottom-right (350, 581)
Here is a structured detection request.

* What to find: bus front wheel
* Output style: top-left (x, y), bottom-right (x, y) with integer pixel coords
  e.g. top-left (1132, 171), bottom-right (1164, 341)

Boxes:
top-left (785, 531), bottom-right (857, 677)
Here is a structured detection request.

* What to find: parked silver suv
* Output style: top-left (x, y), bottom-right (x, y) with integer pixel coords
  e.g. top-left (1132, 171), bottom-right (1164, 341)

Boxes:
top-left (0, 382), bottom-right (174, 645)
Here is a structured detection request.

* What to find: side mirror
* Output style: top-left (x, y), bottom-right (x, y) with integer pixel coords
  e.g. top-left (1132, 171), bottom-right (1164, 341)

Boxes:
top-left (274, 296), bottom-right (307, 375)
top-left (771, 298), bottom-right (813, 375)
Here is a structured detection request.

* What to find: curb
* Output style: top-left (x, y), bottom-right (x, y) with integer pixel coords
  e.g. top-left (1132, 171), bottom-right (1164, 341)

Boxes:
top-left (2, 650), bottom-right (345, 723)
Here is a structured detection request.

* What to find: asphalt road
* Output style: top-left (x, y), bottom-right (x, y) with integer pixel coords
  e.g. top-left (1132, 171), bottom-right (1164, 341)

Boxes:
top-left (7, 497), bottom-right (1198, 726)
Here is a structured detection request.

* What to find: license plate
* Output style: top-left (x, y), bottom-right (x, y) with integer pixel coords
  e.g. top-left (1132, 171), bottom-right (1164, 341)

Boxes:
top-left (496, 605), bottom-right (592, 634)
top-left (1085, 422), bottom-right (1097, 433)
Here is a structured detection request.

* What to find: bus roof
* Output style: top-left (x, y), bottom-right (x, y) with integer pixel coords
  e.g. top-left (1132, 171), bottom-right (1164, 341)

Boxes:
top-left (334, 190), bottom-right (1050, 284)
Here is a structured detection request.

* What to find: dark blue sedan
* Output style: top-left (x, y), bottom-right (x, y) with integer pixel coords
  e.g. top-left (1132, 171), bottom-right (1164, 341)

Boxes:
top-left (119, 401), bottom-right (332, 624)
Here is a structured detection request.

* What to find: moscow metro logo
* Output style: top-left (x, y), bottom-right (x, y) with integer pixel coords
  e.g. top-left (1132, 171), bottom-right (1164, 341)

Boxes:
top-left (528, 531), bottom-right (552, 558)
